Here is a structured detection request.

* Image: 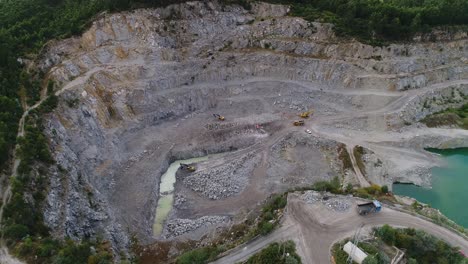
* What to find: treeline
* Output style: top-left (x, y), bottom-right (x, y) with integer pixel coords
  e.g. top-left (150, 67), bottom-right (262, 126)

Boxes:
top-left (0, 0), bottom-right (192, 262)
top-left (265, 0), bottom-right (468, 44)
top-left (0, 0), bottom-right (197, 169)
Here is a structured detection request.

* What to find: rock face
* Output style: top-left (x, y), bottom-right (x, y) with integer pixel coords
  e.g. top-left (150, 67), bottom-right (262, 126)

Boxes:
top-left (36, 1), bottom-right (468, 254)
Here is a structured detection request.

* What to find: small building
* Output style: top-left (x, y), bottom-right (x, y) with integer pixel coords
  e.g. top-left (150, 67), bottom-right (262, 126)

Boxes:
top-left (343, 241), bottom-right (368, 264)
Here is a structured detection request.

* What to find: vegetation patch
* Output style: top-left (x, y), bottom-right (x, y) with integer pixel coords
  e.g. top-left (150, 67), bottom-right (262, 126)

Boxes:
top-left (243, 240), bottom-right (301, 264)
top-left (310, 176), bottom-right (390, 201)
top-left (375, 225), bottom-right (466, 263)
top-left (337, 143), bottom-right (353, 172)
top-left (176, 245), bottom-right (224, 264)
top-left (265, 0), bottom-right (468, 45)
top-left (353, 145), bottom-right (366, 176)
top-left (333, 225), bottom-right (466, 264)
top-left (332, 239), bottom-right (391, 264)
top-left (406, 200), bottom-right (468, 237)
top-left (311, 176), bottom-right (342, 193)
top-left (421, 103), bottom-right (468, 129)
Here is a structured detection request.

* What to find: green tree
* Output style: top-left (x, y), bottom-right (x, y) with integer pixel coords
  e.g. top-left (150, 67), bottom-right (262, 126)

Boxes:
top-left (363, 255), bottom-right (378, 264)
top-left (381, 185), bottom-right (389, 194)
top-left (378, 224), bottom-right (396, 245)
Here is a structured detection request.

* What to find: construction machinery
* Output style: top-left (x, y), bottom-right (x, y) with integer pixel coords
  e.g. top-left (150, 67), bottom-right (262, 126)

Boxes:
top-left (213, 114), bottom-right (225, 121)
top-left (180, 163), bottom-right (196, 172)
top-left (293, 120), bottom-right (305, 126)
top-left (299, 110), bottom-right (314, 118)
top-left (357, 200), bottom-right (382, 215)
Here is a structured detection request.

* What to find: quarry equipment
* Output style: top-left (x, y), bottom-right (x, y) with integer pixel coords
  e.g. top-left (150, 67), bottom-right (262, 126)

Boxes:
top-left (293, 120), bottom-right (305, 126)
top-left (357, 200), bottom-right (381, 215)
top-left (299, 110), bottom-right (314, 118)
top-left (213, 114), bottom-right (225, 121)
top-left (180, 163), bottom-right (196, 172)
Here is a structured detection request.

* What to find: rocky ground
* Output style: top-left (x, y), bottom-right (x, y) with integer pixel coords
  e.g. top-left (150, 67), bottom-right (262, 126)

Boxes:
top-left (29, 0), bottom-right (468, 256)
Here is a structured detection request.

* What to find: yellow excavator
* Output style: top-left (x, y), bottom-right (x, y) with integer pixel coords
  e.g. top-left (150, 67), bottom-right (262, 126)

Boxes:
top-left (213, 114), bottom-right (225, 121)
top-left (293, 120), bottom-right (305, 126)
top-left (180, 163), bottom-right (196, 172)
top-left (299, 110), bottom-right (314, 119)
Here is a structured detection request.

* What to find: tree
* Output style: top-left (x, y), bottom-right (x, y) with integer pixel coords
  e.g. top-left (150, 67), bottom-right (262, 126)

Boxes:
top-left (378, 225), bottom-right (396, 245)
top-left (362, 255), bottom-right (378, 264)
top-left (381, 185), bottom-right (389, 194)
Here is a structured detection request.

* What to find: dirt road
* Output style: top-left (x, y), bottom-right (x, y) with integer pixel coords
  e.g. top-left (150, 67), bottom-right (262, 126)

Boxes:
top-left (213, 194), bottom-right (468, 264)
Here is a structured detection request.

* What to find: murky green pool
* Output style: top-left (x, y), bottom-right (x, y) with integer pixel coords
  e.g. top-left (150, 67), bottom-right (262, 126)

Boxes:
top-left (393, 148), bottom-right (468, 228)
top-left (153, 156), bottom-right (209, 236)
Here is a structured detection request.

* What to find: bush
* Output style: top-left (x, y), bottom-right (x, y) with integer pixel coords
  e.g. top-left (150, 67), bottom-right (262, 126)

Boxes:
top-left (363, 256), bottom-right (378, 264)
top-left (377, 224), bottom-right (396, 245)
top-left (52, 240), bottom-right (92, 264)
top-left (245, 241), bottom-right (301, 264)
top-left (3, 224), bottom-right (29, 241)
top-left (381, 185), bottom-right (389, 194)
top-left (259, 222), bottom-right (274, 235)
top-left (375, 225), bottom-right (465, 263)
top-left (256, 193), bottom-right (288, 236)
top-left (312, 176), bottom-right (341, 193)
top-left (176, 246), bottom-right (222, 264)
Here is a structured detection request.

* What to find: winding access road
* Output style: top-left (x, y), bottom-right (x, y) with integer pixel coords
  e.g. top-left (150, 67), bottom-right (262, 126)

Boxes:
top-left (213, 194), bottom-right (468, 264)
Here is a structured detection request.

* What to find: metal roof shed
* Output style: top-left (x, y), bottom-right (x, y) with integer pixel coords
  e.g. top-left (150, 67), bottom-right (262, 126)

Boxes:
top-left (343, 241), bottom-right (368, 264)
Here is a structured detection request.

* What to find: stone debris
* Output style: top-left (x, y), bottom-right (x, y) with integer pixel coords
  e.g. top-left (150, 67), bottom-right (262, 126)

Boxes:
top-left (302, 191), bottom-right (351, 212)
top-left (183, 153), bottom-right (259, 200)
top-left (174, 194), bottom-right (187, 209)
top-left (163, 216), bottom-right (230, 239)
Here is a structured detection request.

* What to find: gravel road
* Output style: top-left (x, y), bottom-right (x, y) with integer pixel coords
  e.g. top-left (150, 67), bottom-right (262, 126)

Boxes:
top-left (212, 193), bottom-right (468, 264)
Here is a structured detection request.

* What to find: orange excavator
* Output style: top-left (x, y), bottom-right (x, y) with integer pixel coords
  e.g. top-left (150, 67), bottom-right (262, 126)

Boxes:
top-left (299, 110), bottom-right (314, 119)
top-left (180, 163), bottom-right (196, 172)
top-left (213, 114), bottom-right (225, 121)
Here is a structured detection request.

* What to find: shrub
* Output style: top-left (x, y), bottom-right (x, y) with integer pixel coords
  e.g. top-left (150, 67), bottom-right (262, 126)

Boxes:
top-left (377, 224), bottom-right (396, 245)
top-left (381, 185), bottom-right (389, 194)
top-left (245, 241), bottom-right (301, 264)
top-left (259, 222), bottom-right (274, 235)
top-left (3, 224), bottom-right (29, 241)
top-left (312, 176), bottom-right (341, 193)
top-left (176, 246), bottom-right (222, 264)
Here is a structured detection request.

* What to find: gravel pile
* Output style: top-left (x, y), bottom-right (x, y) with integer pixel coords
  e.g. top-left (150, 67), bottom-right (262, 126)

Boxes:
top-left (323, 198), bottom-right (350, 212)
top-left (163, 216), bottom-right (230, 238)
top-left (174, 194), bottom-right (187, 209)
top-left (302, 191), bottom-right (350, 212)
top-left (183, 153), bottom-right (259, 200)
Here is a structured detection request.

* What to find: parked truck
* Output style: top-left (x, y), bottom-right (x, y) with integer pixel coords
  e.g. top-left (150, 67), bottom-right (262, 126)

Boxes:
top-left (357, 200), bottom-right (382, 215)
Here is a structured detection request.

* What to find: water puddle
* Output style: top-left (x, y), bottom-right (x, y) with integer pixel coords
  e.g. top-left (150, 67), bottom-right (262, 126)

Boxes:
top-left (153, 156), bottom-right (209, 236)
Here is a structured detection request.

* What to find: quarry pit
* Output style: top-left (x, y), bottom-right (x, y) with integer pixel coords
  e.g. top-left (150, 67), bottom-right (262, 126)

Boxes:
top-left (32, 1), bottom-right (468, 257)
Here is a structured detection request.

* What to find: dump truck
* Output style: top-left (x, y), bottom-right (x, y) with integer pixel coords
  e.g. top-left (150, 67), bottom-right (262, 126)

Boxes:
top-left (180, 163), bottom-right (196, 172)
top-left (357, 200), bottom-right (381, 215)
top-left (213, 114), bottom-right (225, 121)
top-left (293, 120), bottom-right (305, 126)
